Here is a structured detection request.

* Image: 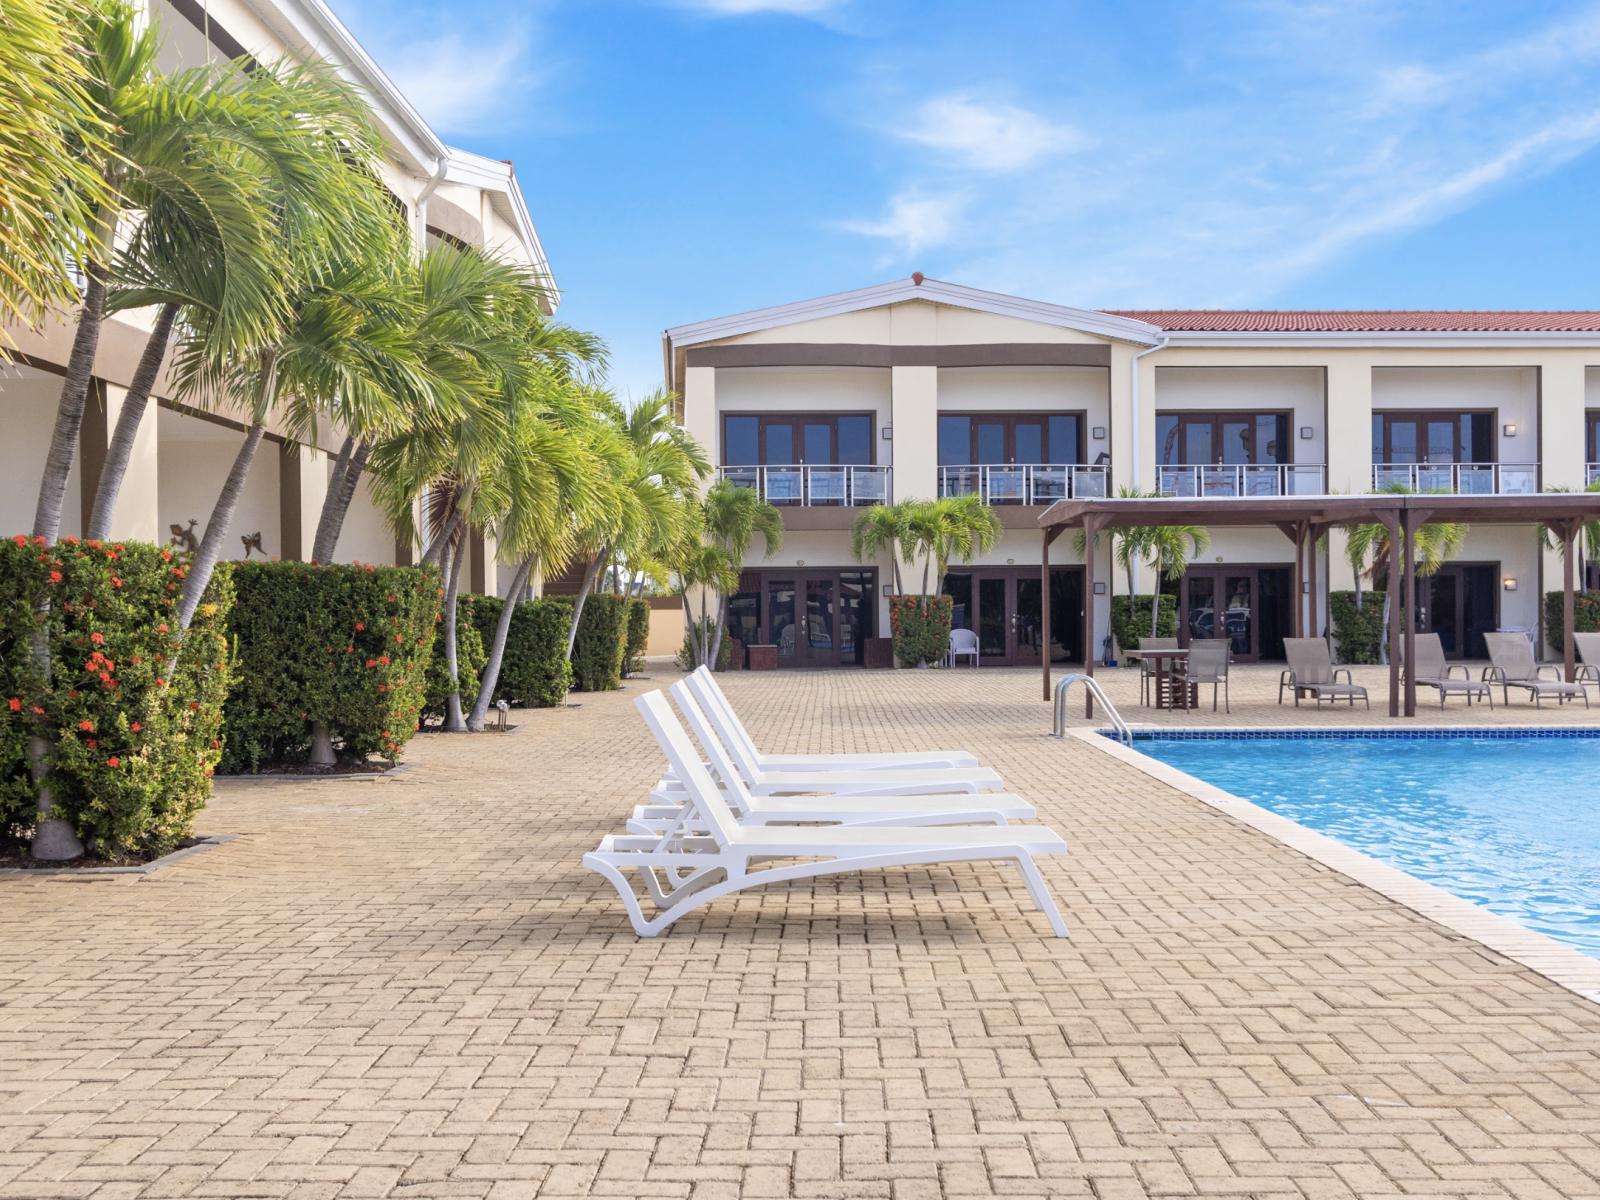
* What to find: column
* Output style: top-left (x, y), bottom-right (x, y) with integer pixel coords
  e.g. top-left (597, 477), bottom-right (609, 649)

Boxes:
top-left (1110, 343), bottom-right (1147, 492)
top-left (469, 527), bottom-right (498, 596)
top-left (682, 365), bottom-right (717, 484)
top-left (1323, 357), bottom-right (1373, 599)
top-left (78, 380), bottom-right (161, 543)
top-left (278, 443), bottom-right (327, 561)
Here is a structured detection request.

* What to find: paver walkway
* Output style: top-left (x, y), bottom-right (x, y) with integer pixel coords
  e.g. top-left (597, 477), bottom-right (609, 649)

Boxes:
top-left (2, 665), bottom-right (1599, 1199)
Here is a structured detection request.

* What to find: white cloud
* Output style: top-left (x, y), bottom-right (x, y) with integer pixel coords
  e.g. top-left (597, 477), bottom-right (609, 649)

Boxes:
top-left (892, 93), bottom-right (1089, 173)
top-left (379, 29), bottom-right (536, 135)
top-left (675, 0), bottom-right (843, 15)
top-left (836, 190), bottom-right (964, 256)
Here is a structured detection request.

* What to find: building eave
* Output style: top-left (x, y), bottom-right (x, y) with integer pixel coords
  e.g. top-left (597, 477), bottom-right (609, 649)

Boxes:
top-left (1161, 329), bottom-right (1600, 349)
top-left (442, 148), bottom-right (558, 312)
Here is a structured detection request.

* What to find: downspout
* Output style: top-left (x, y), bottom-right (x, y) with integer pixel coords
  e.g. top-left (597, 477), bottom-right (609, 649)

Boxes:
top-left (414, 154), bottom-right (448, 249)
top-left (1127, 335), bottom-right (1168, 595)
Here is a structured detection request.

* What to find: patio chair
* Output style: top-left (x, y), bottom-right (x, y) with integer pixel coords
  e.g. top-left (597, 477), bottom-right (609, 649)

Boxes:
top-left (1483, 632), bottom-right (1590, 708)
top-left (630, 681), bottom-right (1035, 833)
top-left (947, 628), bottom-right (980, 668)
top-left (1279, 638), bottom-right (1369, 708)
top-left (1575, 632), bottom-right (1600, 695)
top-left (1187, 638), bottom-right (1231, 713)
top-left (685, 666), bottom-right (981, 771)
top-left (1135, 636), bottom-right (1180, 705)
top-left (583, 691), bottom-right (1070, 937)
top-left (1405, 632), bottom-right (1493, 708)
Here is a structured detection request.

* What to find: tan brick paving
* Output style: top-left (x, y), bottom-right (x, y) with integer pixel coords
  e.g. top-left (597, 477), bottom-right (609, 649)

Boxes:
top-left (2, 663), bottom-right (1599, 1199)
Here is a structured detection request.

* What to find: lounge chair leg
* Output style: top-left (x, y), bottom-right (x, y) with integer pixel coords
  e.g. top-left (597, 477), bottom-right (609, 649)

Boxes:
top-left (1015, 856), bottom-right (1069, 938)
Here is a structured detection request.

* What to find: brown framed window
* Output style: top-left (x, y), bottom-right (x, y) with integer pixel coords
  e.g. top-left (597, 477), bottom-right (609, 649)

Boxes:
top-left (1371, 411), bottom-right (1495, 464)
top-left (1586, 412), bottom-right (1599, 464)
top-left (935, 412), bottom-right (1084, 465)
top-left (721, 412), bottom-right (874, 466)
top-left (1155, 411), bottom-right (1291, 465)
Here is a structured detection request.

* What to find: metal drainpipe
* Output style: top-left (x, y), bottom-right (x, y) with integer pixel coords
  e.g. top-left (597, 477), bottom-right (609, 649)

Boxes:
top-left (414, 155), bottom-right (447, 249)
top-left (1127, 336), bottom-right (1168, 594)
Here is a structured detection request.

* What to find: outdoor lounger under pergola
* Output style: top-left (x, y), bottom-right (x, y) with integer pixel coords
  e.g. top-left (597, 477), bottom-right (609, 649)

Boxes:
top-left (1036, 492), bottom-right (1600, 718)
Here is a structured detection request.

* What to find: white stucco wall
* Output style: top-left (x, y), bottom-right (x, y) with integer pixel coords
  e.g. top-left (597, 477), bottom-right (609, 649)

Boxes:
top-left (333, 472), bottom-right (394, 566)
top-left (1, 369), bottom-right (78, 536)
top-left (1151, 366), bottom-right (1325, 471)
top-left (1372, 366), bottom-right (1538, 466)
top-left (157, 408), bottom-right (280, 561)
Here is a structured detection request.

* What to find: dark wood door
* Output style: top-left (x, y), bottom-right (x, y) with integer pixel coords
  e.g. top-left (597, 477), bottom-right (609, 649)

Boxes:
top-left (799, 576), bottom-right (836, 666)
top-left (1179, 566), bottom-right (1293, 662)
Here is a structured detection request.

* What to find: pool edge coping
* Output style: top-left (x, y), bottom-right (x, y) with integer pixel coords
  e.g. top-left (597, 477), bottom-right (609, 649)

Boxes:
top-left (1071, 726), bottom-right (1600, 1007)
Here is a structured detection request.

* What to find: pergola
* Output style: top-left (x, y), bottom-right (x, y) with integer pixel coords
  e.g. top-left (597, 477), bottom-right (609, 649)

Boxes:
top-left (1037, 493), bottom-right (1600, 718)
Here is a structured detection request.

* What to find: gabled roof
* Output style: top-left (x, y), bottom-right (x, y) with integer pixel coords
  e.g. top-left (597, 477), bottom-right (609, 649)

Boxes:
top-left (1109, 309), bottom-right (1600, 333)
top-left (663, 276), bottom-right (1167, 350)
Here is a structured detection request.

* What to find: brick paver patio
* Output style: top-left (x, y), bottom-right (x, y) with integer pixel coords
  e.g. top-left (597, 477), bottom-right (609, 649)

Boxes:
top-left (3, 664), bottom-right (1599, 1199)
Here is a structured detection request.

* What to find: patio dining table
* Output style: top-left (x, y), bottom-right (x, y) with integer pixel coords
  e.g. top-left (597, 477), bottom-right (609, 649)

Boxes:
top-left (1125, 647), bottom-right (1197, 711)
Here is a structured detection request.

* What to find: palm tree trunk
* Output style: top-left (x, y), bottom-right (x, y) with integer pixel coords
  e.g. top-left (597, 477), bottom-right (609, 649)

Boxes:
top-left (1150, 555), bottom-right (1163, 638)
top-left (680, 591), bottom-right (701, 664)
top-left (421, 505), bottom-right (463, 568)
top-left (709, 594), bottom-right (728, 668)
top-left (85, 302), bottom-right (178, 541)
top-left (178, 422), bottom-right (266, 632)
top-left (565, 550), bottom-right (605, 658)
top-left (313, 435), bottom-right (356, 558)
top-left (311, 439), bottom-right (370, 563)
top-left (33, 256), bottom-right (109, 545)
top-left (469, 554), bottom-right (535, 730)
top-left (443, 530), bottom-right (469, 732)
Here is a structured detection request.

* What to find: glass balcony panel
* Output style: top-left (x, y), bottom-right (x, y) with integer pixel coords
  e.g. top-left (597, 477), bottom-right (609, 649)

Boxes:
top-left (1074, 466), bottom-right (1108, 498)
top-left (1242, 464), bottom-right (1282, 496)
top-left (807, 466), bottom-right (846, 505)
top-left (721, 466), bottom-right (759, 492)
top-left (941, 466), bottom-right (980, 498)
top-left (1456, 465), bottom-right (1494, 495)
top-left (1031, 465), bottom-right (1068, 503)
top-left (851, 467), bottom-right (888, 505)
top-left (1498, 465), bottom-right (1537, 495)
top-left (765, 466), bottom-right (803, 505)
top-left (1201, 466), bottom-right (1238, 497)
top-left (1286, 465), bottom-right (1324, 495)
top-left (986, 466), bottom-right (1025, 503)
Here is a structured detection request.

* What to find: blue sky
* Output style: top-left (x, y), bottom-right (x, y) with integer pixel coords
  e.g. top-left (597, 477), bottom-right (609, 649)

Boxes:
top-left (337, 0), bottom-right (1600, 401)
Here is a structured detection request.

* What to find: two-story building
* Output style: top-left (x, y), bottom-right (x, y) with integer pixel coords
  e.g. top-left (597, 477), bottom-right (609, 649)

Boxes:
top-left (2, 0), bottom-right (553, 598)
top-left (665, 276), bottom-right (1600, 668)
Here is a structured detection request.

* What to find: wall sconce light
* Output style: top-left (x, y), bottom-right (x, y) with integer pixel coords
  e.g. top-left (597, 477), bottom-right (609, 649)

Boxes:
top-left (882, 426), bottom-right (893, 440)
top-left (1302, 581), bottom-right (1311, 594)
top-left (1503, 422), bottom-right (1517, 437)
top-left (1299, 426), bottom-right (1314, 440)
top-left (1091, 426), bottom-right (1107, 440)
top-left (1092, 581), bottom-right (1107, 595)
top-left (1503, 576), bottom-right (1518, 591)
top-left (796, 559), bottom-right (805, 567)
top-left (882, 584), bottom-right (893, 597)
top-left (1006, 557), bottom-right (1015, 565)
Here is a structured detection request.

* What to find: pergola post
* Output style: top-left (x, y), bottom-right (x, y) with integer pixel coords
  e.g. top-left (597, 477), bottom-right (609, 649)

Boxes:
top-left (1402, 509), bottom-right (1428, 718)
top-left (1384, 512), bottom-right (1403, 718)
top-left (1307, 524), bottom-right (1322, 638)
top-left (1277, 522), bottom-right (1306, 638)
top-left (1041, 528), bottom-right (1057, 701)
top-left (1562, 520), bottom-right (1578, 683)
top-left (1081, 515), bottom-right (1103, 718)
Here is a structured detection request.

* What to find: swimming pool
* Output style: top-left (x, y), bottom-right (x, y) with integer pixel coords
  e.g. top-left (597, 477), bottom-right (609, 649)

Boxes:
top-left (1127, 731), bottom-right (1600, 960)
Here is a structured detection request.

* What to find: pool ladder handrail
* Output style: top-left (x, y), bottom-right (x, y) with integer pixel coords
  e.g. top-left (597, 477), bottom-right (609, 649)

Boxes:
top-left (1052, 673), bottom-right (1131, 744)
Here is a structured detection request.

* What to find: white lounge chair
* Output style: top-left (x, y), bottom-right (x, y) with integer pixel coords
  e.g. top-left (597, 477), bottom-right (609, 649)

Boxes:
top-left (1483, 631), bottom-right (1589, 707)
top-left (629, 681), bottom-right (1035, 833)
top-left (685, 665), bottom-right (981, 771)
top-left (1406, 632), bottom-right (1493, 707)
top-left (583, 691), bottom-right (1070, 937)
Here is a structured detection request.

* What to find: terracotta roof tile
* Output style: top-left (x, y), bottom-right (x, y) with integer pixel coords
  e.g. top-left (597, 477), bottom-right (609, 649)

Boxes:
top-left (1104, 309), bottom-right (1600, 333)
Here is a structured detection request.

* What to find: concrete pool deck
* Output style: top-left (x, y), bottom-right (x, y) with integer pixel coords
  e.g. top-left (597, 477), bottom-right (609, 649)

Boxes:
top-left (2, 663), bottom-right (1599, 1198)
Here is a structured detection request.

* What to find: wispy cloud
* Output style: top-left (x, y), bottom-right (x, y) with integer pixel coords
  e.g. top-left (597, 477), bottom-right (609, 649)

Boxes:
top-left (891, 93), bottom-right (1089, 173)
top-left (380, 29), bottom-right (536, 135)
top-left (673, 0), bottom-right (844, 16)
top-left (836, 190), bottom-right (965, 256)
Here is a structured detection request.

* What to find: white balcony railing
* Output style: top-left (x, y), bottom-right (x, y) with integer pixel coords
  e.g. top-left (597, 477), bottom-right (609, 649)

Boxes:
top-left (1371, 462), bottom-right (1537, 495)
top-left (1588, 463), bottom-right (1600, 487)
top-left (937, 463), bottom-right (1108, 504)
top-left (1156, 463), bottom-right (1326, 498)
top-left (717, 464), bottom-right (890, 506)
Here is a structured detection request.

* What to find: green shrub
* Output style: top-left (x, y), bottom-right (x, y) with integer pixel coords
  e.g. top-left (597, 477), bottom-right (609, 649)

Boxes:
top-left (1330, 590), bottom-right (1388, 664)
top-left (675, 618), bottom-right (733, 671)
top-left (1544, 589), bottom-right (1600, 653)
top-left (889, 594), bottom-right (953, 667)
top-left (625, 599), bottom-right (650, 676)
top-left (221, 561), bottom-right (437, 772)
top-left (469, 595), bottom-right (572, 707)
top-left (571, 592), bottom-right (628, 691)
top-left (423, 592), bottom-right (486, 724)
top-left (1111, 594), bottom-right (1177, 653)
top-left (2, 536), bottom-right (233, 857)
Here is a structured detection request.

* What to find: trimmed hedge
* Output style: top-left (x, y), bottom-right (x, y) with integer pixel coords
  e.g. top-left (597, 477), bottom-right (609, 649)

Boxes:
top-left (624, 599), bottom-right (650, 676)
top-left (889, 594), bottom-right (953, 667)
top-left (2, 536), bottom-right (233, 857)
top-left (221, 561), bottom-right (438, 772)
top-left (676, 617), bottom-right (733, 671)
top-left (1330, 590), bottom-right (1387, 664)
top-left (470, 595), bottom-right (572, 707)
top-left (571, 593), bottom-right (628, 691)
top-left (424, 593), bottom-right (485, 724)
top-left (1111, 594), bottom-right (1177, 653)
top-left (1544, 589), bottom-right (1600, 653)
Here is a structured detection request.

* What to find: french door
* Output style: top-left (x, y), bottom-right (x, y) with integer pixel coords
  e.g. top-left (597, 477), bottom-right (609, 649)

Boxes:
top-left (727, 569), bottom-right (877, 667)
top-left (941, 568), bottom-right (1085, 665)
top-left (1372, 412), bottom-right (1495, 485)
top-left (1178, 566), bottom-right (1293, 662)
top-left (1413, 563), bottom-right (1498, 659)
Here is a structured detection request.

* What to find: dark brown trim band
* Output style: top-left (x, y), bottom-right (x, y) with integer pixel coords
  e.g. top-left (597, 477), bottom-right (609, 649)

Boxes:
top-left (165, 0), bottom-right (256, 68)
top-left (279, 443), bottom-right (304, 561)
top-left (685, 343), bottom-right (1111, 369)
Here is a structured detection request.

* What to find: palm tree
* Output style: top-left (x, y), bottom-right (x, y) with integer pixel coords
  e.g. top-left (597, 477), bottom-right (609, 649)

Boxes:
top-left (1344, 489), bottom-right (1468, 663)
top-left (849, 504), bottom-right (908, 595)
top-left (1072, 486), bottom-right (1149, 597)
top-left (0, 0), bottom-right (110, 332)
top-left (850, 496), bottom-right (1000, 599)
top-left (698, 479), bottom-right (782, 666)
top-left (1143, 523), bottom-right (1211, 636)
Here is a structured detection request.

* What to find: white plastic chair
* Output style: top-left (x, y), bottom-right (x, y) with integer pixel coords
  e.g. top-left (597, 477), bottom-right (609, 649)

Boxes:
top-left (947, 628), bottom-right (980, 668)
top-left (582, 691), bottom-right (1070, 937)
top-left (630, 681), bottom-right (1034, 833)
top-left (685, 666), bottom-right (980, 771)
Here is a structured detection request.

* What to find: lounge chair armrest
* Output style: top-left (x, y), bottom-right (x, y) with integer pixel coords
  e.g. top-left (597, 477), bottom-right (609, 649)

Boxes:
top-left (1445, 665), bottom-right (1471, 680)
top-left (1482, 666), bottom-right (1504, 682)
top-left (1333, 668), bottom-right (1354, 684)
top-left (1279, 669), bottom-right (1296, 686)
top-left (1537, 664), bottom-right (1564, 681)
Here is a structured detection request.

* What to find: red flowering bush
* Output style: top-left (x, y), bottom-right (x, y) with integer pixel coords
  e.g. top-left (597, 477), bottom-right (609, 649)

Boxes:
top-left (888, 594), bottom-right (953, 667)
top-left (1, 537), bottom-right (233, 857)
top-left (220, 561), bottom-right (438, 771)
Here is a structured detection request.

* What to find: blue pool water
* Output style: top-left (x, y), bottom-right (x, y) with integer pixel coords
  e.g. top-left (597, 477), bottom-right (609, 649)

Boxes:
top-left (1129, 732), bottom-right (1600, 960)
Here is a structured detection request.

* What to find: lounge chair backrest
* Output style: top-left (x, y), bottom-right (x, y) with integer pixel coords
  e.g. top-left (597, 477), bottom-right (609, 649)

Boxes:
top-left (669, 680), bottom-right (759, 812)
top-left (949, 628), bottom-right (979, 655)
top-left (679, 673), bottom-right (764, 785)
top-left (1284, 638), bottom-right (1334, 685)
top-left (688, 667), bottom-right (763, 767)
top-left (1411, 632), bottom-right (1447, 681)
top-left (1575, 632), bottom-right (1600, 666)
top-left (1188, 640), bottom-right (1228, 681)
top-left (1485, 631), bottom-right (1537, 681)
top-left (1142, 636), bottom-right (1180, 651)
top-left (635, 691), bottom-right (741, 846)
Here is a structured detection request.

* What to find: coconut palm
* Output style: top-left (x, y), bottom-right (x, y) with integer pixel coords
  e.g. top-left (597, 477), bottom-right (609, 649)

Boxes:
top-left (849, 503), bottom-right (909, 595)
top-left (1344, 486), bottom-right (1469, 663)
top-left (1071, 486), bottom-right (1149, 597)
top-left (0, 0), bottom-right (109, 332)
top-left (698, 479), bottom-right (782, 665)
top-left (1143, 523), bottom-right (1211, 636)
top-left (850, 496), bottom-right (1000, 599)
